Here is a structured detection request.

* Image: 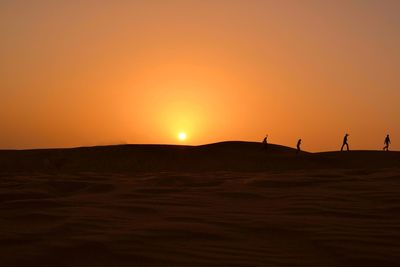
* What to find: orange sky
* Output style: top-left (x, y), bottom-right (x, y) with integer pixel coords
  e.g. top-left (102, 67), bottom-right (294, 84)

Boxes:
top-left (1, 1), bottom-right (399, 151)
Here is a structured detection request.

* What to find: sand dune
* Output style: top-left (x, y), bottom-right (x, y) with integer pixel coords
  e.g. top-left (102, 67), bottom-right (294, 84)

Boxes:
top-left (1, 142), bottom-right (400, 266)
top-left (0, 141), bottom-right (399, 173)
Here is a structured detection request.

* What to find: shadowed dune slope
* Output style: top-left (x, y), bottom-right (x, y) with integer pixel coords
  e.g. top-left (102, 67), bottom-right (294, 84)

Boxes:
top-left (1, 142), bottom-right (400, 266)
top-left (0, 141), bottom-right (399, 173)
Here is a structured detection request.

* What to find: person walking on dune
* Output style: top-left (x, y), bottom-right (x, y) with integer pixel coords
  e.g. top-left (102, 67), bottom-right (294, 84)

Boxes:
top-left (383, 134), bottom-right (391, 151)
top-left (262, 135), bottom-right (268, 150)
top-left (296, 139), bottom-right (302, 154)
top-left (341, 133), bottom-right (349, 151)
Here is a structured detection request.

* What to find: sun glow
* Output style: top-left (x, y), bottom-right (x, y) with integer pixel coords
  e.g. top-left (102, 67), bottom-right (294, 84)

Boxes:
top-left (178, 132), bottom-right (187, 141)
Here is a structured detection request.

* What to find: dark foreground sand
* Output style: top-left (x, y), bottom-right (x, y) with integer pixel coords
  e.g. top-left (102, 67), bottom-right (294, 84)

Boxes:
top-left (1, 142), bottom-right (400, 266)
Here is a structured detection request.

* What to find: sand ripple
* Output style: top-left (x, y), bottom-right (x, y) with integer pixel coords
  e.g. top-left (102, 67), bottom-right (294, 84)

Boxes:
top-left (1, 169), bottom-right (400, 266)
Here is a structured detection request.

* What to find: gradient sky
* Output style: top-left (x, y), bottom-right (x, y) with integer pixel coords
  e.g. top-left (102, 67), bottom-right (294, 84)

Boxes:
top-left (1, 0), bottom-right (399, 151)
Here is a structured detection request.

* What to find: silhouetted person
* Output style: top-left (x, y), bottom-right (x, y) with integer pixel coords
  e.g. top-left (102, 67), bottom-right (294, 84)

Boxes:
top-left (262, 135), bottom-right (268, 150)
top-left (383, 134), bottom-right (391, 151)
top-left (296, 139), bottom-right (302, 154)
top-left (341, 133), bottom-right (349, 151)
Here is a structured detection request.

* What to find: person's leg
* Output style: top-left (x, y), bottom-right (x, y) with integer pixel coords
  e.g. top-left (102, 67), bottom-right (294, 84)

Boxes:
top-left (346, 143), bottom-right (349, 151)
top-left (341, 144), bottom-right (344, 151)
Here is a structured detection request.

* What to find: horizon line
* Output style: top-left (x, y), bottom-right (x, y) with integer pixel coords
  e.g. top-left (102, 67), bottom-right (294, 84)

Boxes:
top-left (0, 140), bottom-right (397, 154)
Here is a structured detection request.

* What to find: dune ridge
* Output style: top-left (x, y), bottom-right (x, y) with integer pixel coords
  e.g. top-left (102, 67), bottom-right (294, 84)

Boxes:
top-left (0, 141), bottom-right (399, 173)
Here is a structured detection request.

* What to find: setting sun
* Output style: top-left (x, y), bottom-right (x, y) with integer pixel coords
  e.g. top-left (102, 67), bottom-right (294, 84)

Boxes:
top-left (178, 132), bottom-right (187, 141)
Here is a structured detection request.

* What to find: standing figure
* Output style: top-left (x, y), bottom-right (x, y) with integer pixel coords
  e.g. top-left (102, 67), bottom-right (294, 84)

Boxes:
top-left (341, 133), bottom-right (350, 151)
top-left (262, 135), bottom-right (268, 150)
top-left (383, 134), bottom-right (391, 151)
top-left (296, 139), bottom-right (302, 154)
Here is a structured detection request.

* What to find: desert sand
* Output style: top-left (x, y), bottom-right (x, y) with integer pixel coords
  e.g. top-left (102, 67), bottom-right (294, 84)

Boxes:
top-left (1, 141), bottom-right (400, 266)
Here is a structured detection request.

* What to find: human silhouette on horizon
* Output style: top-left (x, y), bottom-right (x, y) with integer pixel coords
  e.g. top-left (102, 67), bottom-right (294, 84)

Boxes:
top-left (341, 133), bottom-right (349, 151)
top-left (262, 135), bottom-right (268, 150)
top-left (296, 139), bottom-right (302, 154)
top-left (383, 134), bottom-right (391, 151)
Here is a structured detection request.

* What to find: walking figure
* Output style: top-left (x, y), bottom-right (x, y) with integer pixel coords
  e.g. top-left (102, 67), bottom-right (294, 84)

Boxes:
top-left (341, 133), bottom-right (349, 151)
top-left (296, 139), bottom-right (302, 154)
top-left (262, 135), bottom-right (268, 150)
top-left (383, 134), bottom-right (391, 151)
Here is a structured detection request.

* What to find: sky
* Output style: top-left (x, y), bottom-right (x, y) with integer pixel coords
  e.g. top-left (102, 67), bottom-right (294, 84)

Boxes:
top-left (1, 0), bottom-right (399, 151)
